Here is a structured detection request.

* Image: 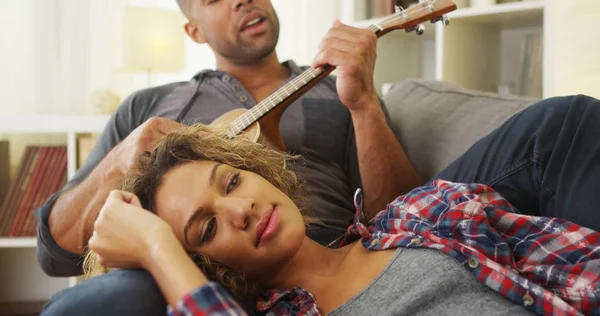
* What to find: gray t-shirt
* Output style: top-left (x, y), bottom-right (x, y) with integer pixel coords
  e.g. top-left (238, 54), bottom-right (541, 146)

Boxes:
top-left (329, 248), bottom-right (534, 316)
top-left (35, 61), bottom-right (369, 276)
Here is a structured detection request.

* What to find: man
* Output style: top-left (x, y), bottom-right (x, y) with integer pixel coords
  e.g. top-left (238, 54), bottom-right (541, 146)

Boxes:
top-left (38, 0), bottom-right (423, 314)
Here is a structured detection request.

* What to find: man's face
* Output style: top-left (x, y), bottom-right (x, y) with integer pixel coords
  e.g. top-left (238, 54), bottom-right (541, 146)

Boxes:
top-left (187, 0), bottom-right (280, 65)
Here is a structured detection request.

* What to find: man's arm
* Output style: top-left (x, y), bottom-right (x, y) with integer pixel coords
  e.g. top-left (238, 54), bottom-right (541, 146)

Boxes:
top-left (313, 20), bottom-right (424, 218)
top-left (36, 93), bottom-right (182, 276)
top-left (350, 97), bottom-right (424, 217)
top-left (35, 98), bottom-right (135, 276)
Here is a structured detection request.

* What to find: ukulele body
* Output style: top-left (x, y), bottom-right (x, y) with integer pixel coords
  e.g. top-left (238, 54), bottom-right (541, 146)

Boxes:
top-left (209, 108), bottom-right (287, 151)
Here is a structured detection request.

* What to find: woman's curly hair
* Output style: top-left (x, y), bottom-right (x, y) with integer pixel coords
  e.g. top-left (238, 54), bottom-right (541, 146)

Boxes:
top-left (83, 123), bottom-right (312, 306)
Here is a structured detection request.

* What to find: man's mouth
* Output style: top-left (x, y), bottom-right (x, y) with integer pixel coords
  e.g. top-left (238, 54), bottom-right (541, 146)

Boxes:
top-left (241, 17), bottom-right (265, 32)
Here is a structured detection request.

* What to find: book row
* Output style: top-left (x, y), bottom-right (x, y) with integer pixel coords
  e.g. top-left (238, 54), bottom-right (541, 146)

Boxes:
top-left (0, 146), bottom-right (67, 237)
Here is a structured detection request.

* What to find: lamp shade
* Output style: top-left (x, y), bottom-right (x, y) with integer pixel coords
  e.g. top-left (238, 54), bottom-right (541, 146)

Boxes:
top-left (122, 6), bottom-right (185, 73)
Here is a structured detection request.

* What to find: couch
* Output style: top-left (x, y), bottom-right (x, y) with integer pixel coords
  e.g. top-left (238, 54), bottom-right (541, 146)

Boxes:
top-left (382, 79), bottom-right (538, 179)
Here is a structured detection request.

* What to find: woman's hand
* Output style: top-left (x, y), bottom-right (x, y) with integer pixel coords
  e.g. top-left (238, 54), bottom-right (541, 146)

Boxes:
top-left (88, 190), bottom-right (176, 271)
top-left (90, 190), bottom-right (214, 308)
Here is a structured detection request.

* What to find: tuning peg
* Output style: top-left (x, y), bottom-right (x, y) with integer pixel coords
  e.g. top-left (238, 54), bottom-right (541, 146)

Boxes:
top-left (431, 15), bottom-right (450, 26)
top-left (406, 24), bottom-right (425, 35)
top-left (415, 24), bottom-right (425, 35)
top-left (394, 5), bottom-right (409, 20)
top-left (441, 15), bottom-right (450, 26)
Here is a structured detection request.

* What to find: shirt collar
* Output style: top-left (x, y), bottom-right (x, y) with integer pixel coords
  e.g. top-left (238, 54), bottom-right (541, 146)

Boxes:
top-left (191, 60), bottom-right (304, 81)
top-left (256, 188), bottom-right (369, 312)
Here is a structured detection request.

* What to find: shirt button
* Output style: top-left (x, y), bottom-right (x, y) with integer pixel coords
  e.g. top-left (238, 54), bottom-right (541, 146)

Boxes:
top-left (222, 75), bottom-right (231, 82)
top-left (233, 85), bottom-right (242, 92)
top-left (523, 294), bottom-right (534, 306)
top-left (467, 258), bottom-right (479, 269)
top-left (239, 95), bottom-right (248, 102)
top-left (370, 238), bottom-right (380, 246)
top-left (410, 238), bottom-right (422, 245)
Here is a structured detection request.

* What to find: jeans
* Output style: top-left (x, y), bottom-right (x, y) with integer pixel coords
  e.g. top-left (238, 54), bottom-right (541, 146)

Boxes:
top-left (41, 95), bottom-right (600, 315)
top-left (41, 269), bottom-right (166, 316)
top-left (433, 94), bottom-right (600, 232)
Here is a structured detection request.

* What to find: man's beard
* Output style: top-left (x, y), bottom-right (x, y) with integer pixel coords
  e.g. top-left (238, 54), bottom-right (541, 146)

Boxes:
top-left (212, 15), bottom-right (280, 65)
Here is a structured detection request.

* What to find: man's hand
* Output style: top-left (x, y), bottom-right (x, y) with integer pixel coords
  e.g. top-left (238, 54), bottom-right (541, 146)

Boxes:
top-left (312, 20), bottom-right (378, 112)
top-left (106, 117), bottom-right (183, 175)
top-left (88, 190), bottom-right (177, 271)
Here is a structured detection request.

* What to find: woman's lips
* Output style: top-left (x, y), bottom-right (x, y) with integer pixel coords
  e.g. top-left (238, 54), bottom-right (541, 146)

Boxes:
top-left (256, 206), bottom-right (279, 246)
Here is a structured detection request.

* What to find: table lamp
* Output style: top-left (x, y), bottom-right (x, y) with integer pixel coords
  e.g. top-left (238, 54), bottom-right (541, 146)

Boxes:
top-left (122, 6), bottom-right (185, 86)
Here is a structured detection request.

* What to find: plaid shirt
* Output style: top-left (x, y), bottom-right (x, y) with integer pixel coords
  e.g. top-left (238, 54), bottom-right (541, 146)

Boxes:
top-left (169, 180), bottom-right (600, 316)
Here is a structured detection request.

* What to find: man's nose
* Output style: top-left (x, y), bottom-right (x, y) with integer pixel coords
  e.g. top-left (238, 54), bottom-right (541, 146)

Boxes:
top-left (232, 0), bottom-right (253, 11)
top-left (215, 196), bottom-right (253, 230)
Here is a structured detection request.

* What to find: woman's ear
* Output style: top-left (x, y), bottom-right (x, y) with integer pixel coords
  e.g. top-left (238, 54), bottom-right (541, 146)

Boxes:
top-left (184, 21), bottom-right (207, 44)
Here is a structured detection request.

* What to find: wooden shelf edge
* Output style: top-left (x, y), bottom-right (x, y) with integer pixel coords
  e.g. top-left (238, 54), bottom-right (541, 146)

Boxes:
top-left (0, 237), bottom-right (36, 248)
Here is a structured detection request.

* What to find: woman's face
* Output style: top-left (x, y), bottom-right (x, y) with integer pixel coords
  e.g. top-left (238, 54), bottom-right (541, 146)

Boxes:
top-left (154, 161), bottom-right (306, 281)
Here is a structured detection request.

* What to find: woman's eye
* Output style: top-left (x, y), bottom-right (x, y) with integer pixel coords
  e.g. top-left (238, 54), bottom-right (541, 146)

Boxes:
top-left (202, 217), bottom-right (217, 243)
top-left (226, 172), bottom-right (240, 194)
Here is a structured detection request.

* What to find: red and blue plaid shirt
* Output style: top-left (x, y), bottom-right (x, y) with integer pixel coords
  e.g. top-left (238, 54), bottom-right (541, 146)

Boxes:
top-left (169, 180), bottom-right (600, 316)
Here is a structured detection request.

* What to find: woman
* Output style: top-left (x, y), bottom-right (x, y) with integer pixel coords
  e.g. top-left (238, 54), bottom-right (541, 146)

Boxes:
top-left (86, 124), bottom-right (600, 316)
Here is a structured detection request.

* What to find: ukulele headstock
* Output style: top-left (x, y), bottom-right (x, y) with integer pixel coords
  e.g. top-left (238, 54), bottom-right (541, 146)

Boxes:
top-left (371, 0), bottom-right (457, 37)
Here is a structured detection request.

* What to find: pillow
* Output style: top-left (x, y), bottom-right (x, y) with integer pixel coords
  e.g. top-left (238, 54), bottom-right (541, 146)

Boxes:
top-left (383, 79), bottom-right (537, 179)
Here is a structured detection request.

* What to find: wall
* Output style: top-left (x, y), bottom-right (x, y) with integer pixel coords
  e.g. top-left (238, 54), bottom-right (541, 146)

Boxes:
top-left (273, 0), bottom-right (340, 67)
top-left (0, 0), bottom-right (341, 117)
top-left (545, 0), bottom-right (600, 99)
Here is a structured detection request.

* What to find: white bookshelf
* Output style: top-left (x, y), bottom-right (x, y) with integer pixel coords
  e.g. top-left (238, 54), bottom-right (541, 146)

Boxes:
top-left (0, 115), bottom-right (109, 308)
top-left (447, 0), bottom-right (544, 23)
top-left (0, 115), bottom-right (110, 134)
top-left (341, 0), bottom-right (550, 98)
top-left (0, 237), bottom-right (36, 248)
top-left (342, 0), bottom-right (600, 100)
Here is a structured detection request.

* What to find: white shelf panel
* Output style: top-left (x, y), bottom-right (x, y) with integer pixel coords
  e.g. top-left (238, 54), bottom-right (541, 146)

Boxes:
top-left (0, 115), bottom-right (110, 133)
top-left (448, 1), bottom-right (545, 27)
top-left (0, 237), bottom-right (36, 248)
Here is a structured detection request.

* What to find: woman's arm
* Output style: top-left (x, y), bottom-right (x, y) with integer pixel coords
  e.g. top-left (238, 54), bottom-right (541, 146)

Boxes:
top-left (143, 230), bottom-right (206, 306)
top-left (144, 230), bottom-right (247, 315)
top-left (89, 190), bottom-right (246, 315)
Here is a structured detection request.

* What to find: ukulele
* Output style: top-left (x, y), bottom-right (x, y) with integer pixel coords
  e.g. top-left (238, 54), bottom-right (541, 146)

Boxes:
top-left (210, 0), bottom-right (457, 151)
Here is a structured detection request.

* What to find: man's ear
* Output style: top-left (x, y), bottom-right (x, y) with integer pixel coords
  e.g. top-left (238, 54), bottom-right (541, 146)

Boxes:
top-left (184, 21), bottom-right (207, 44)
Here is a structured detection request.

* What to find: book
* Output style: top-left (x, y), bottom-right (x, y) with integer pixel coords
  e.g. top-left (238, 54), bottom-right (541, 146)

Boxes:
top-left (17, 147), bottom-right (57, 237)
top-left (0, 147), bottom-right (33, 236)
top-left (0, 147), bottom-right (40, 236)
top-left (18, 147), bottom-right (56, 236)
top-left (0, 141), bottom-right (9, 203)
top-left (9, 147), bottom-right (51, 237)
top-left (22, 147), bottom-right (67, 236)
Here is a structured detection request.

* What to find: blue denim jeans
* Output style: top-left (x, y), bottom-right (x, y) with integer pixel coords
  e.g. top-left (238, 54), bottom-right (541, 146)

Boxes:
top-left (433, 94), bottom-right (600, 232)
top-left (41, 269), bottom-right (166, 316)
top-left (41, 95), bottom-right (600, 315)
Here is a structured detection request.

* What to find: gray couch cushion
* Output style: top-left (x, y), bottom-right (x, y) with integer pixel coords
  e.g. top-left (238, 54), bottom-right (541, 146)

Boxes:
top-left (383, 79), bottom-right (537, 179)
